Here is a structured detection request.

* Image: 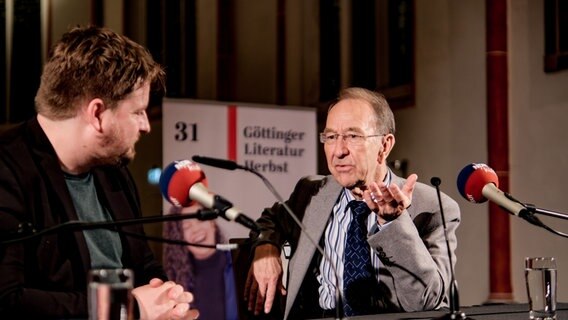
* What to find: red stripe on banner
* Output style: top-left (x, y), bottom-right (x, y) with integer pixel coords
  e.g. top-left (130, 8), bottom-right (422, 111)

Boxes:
top-left (227, 105), bottom-right (237, 161)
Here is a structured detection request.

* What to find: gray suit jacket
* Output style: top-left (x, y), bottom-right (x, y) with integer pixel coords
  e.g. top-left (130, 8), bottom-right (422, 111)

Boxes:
top-left (253, 173), bottom-right (460, 319)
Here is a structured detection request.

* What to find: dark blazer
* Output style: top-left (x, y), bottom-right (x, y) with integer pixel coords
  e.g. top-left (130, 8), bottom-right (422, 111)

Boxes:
top-left (252, 173), bottom-right (460, 319)
top-left (0, 118), bottom-right (166, 318)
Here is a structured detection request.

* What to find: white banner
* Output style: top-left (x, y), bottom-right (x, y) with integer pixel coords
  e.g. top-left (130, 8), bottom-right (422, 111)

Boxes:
top-left (162, 99), bottom-right (318, 239)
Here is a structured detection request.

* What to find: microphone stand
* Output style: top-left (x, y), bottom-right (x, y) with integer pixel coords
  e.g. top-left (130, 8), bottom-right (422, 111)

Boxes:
top-left (193, 155), bottom-right (344, 320)
top-left (1, 209), bottom-right (220, 245)
top-left (524, 204), bottom-right (568, 220)
top-left (498, 193), bottom-right (568, 239)
top-left (431, 177), bottom-right (474, 320)
top-left (517, 204), bottom-right (568, 239)
top-left (242, 165), bottom-right (344, 320)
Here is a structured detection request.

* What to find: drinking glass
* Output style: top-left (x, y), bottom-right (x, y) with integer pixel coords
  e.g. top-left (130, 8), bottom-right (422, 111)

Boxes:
top-left (88, 268), bottom-right (134, 320)
top-left (525, 257), bottom-right (557, 320)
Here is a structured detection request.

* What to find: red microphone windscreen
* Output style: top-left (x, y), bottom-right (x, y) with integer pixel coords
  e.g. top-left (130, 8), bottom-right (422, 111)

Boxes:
top-left (159, 160), bottom-right (208, 207)
top-left (457, 163), bottom-right (499, 203)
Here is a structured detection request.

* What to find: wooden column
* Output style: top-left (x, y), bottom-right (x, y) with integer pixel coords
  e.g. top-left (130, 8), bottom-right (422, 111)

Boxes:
top-left (486, 0), bottom-right (513, 302)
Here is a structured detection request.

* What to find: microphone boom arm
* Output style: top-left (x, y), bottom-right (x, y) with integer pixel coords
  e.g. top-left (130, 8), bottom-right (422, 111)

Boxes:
top-left (1, 210), bottom-right (219, 245)
top-left (525, 204), bottom-right (568, 220)
top-left (193, 155), bottom-right (344, 319)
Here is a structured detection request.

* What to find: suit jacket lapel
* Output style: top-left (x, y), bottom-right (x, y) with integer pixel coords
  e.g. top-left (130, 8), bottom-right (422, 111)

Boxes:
top-left (285, 177), bottom-right (342, 318)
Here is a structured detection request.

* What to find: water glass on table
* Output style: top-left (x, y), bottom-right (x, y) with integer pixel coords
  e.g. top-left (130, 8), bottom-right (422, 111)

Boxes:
top-left (88, 268), bottom-right (134, 320)
top-left (525, 257), bottom-right (557, 320)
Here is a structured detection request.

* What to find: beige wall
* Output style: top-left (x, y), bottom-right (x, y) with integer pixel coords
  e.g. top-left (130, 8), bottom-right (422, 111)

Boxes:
top-left (508, 0), bottom-right (568, 305)
top-left (392, 0), bottom-right (490, 306)
top-left (397, 0), bottom-right (568, 305)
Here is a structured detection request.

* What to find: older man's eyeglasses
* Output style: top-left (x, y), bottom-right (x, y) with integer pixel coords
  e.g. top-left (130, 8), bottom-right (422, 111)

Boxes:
top-left (319, 132), bottom-right (384, 145)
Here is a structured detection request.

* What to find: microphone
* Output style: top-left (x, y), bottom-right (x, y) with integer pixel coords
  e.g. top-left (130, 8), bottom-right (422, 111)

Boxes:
top-left (457, 163), bottom-right (568, 239)
top-left (457, 163), bottom-right (530, 218)
top-left (430, 177), bottom-right (472, 320)
top-left (192, 155), bottom-right (244, 171)
top-left (159, 160), bottom-right (259, 231)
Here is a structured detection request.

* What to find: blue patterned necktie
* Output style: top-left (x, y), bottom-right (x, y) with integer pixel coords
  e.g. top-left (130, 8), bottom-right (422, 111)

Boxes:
top-left (343, 200), bottom-right (377, 316)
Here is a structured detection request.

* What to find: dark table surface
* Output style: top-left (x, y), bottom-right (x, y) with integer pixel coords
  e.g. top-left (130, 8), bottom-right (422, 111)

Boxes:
top-left (318, 303), bottom-right (568, 319)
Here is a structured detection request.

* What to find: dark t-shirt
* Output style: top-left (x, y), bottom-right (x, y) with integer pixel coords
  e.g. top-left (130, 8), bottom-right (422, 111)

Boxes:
top-left (65, 172), bottom-right (123, 269)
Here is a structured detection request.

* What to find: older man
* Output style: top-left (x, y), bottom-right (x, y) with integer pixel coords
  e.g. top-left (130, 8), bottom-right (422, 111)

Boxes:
top-left (245, 87), bottom-right (460, 319)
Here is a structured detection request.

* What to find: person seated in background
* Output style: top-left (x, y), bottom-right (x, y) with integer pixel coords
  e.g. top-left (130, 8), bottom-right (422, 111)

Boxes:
top-left (244, 87), bottom-right (462, 319)
top-left (163, 204), bottom-right (239, 320)
top-left (0, 25), bottom-right (198, 319)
